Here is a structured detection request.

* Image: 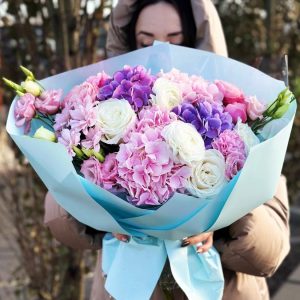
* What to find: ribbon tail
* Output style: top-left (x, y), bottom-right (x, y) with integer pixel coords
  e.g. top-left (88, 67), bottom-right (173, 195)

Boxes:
top-left (102, 234), bottom-right (167, 300)
top-left (165, 240), bottom-right (224, 300)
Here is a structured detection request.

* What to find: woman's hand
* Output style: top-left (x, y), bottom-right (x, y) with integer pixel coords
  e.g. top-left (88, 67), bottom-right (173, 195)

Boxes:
top-left (113, 233), bottom-right (130, 243)
top-left (113, 232), bottom-right (214, 254)
top-left (181, 232), bottom-right (214, 253)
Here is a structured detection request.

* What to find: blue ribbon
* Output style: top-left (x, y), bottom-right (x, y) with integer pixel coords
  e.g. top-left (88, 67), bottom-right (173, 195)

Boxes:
top-left (102, 234), bottom-right (224, 300)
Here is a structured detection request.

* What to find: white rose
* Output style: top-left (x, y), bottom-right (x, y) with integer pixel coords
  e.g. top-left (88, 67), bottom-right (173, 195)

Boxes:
top-left (151, 78), bottom-right (181, 110)
top-left (234, 119), bottom-right (260, 155)
top-left (21, 80), bottom-right (42, 96)
top-left (161, 120), bottom-right (205, 165)
top-left (188, 149), bottom-right (226, 198)
top-left (33, 126), bottom-right (56, 142)
top-left (96, 99), bottom-right (136, 144)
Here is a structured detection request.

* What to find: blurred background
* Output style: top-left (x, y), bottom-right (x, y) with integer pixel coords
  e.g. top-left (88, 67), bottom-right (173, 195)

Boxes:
top-left (0, 0), bottom-right (299, 299)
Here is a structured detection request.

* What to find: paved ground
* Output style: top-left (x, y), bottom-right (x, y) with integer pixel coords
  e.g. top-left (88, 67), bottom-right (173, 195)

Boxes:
top-left (272, 265), bottom-right (300, 300)
top-left (268, 206), bottom-right (300, 298)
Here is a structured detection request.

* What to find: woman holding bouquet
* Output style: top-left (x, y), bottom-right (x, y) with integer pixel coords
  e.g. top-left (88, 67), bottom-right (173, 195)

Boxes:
top-left (45, 1), bottom-right (290, 299)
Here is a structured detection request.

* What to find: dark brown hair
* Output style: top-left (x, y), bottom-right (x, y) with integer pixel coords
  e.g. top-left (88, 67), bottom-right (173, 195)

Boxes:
top-left (124, 0), bottom-right (197, 50)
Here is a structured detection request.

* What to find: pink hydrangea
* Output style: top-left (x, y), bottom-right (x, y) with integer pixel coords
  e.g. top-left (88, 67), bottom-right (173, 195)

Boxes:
top-left (55, 81), bottom-right (99, 134)
top-left (35, 89), bottom-right (62, 115)
top-left (62, 82), bottom-right (98, 109)
top-left (160, 69), bottom-right (223, 106)
top-left (225, 152), bottom-right (246, 180)
top-left (81, 126), bottom-right (102, 152)
top-left (185, 76), bottom-right (223, 105)
top-left (58, 128), bottom-right (80, 156)
top-left (212, 129), bottom-right (246, 159)
top-left (136, 106), bottom-right (176, 132)
top-left (54, 109), bottom-right (70, 132)
top-left (215, 80), bottom-right (245, 105)
top-left (80, 154), bottom-right (118, 190)
top-left (116, 127), bottom-right (191, 206)
top-left (14, 93), bottom-right (36, 133)
top-left (69, 100), bottom-right (97, 134)
top-left (159, 68), bottom-right (190, 87)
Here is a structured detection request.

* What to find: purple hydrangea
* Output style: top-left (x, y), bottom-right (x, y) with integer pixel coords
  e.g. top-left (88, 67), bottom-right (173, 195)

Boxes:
top-left (172, 101), bottom-right (233, 148)
top-left (97, 65), bottom-right (155, 111)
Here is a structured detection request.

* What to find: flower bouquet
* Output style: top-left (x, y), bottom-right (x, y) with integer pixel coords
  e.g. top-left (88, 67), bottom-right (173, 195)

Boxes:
top-left (5, 43), bottom-right (296, 300)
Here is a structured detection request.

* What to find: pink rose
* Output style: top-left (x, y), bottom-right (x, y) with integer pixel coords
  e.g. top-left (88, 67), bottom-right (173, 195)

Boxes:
top-left (86, 71), bottom-right (110, 88)
top-left (225, 152), bottom-right (246, 180)
top-left (100, 153), bottom-right (118, 190)
top-left (14, 93), bottom-right (36, 132)
top-left (246, 96), bottom-right (266, 121)
top-left (225, 102), bottom-right (247, 123)
top-left (80, 157), bottom-right (103, 185)
top-left (215, 80), bottom-right (245, 105)
top-left (80, 154), bottom-right (119, 190)
top-left (35, 89), bottom-right (62, 115)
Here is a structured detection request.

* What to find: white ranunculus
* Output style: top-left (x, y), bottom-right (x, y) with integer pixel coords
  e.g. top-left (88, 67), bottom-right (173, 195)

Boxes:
top-left (21, 80), bottom-right (42, 96)
top-left (234, 119), bottom-right (260, 155)
top-left (33, 126), bottom-right (56, 142)
top-left (161, 120), bottom-right (205, 165)
top-left (151, 78), bottom-right (181, 110)
top-left (188, 149), bottom-right (227, 198)
top-left (96, 99), bottom-right (136, 144)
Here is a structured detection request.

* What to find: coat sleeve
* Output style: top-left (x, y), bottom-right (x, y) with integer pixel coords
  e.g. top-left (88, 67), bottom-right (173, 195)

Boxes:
top-left (191, 0), bottom-right (228, 56)
top-left (44, 192), bottom-right (105, 250)
top-left (214, 175), bottom-right (290, 277)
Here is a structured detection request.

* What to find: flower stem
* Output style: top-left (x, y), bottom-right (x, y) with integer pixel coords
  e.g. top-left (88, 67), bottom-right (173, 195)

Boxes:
top-left (35, 114), bottom-right (54, 128)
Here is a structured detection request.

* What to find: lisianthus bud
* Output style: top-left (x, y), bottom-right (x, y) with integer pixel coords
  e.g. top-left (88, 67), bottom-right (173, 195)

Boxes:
top-left (265, 88), bottom-right (293, 117)
top-left (82, 147), bottom-right (93, 157)
top-left (273, 103), bottom-right (290, 119)
top-left (278, 88), bottom-right (293, 106)
top-left (3, 77), bottom-right (25, 93)
top-left (92, 149), bottom-right (105, 162)
top-left (20, 66), bottom-right (35, 80)
top-left (21, 80), bottom-right (42, 96)
top-left (33, 126), bottom-right (56, 142)
top-left (72, 146), bottom-right (84, 159)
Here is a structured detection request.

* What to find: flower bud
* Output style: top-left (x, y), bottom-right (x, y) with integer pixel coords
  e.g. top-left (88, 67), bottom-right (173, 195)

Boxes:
top-left (82, 147), bottom-right (93, 157)
top-left (20, 65), bottom-right (35, 80)
top-left (33, 126), bottom-right (56, 142)
top-left (92, 149), bottom-right (105, 162)
top-left (273, 103), bottom-right (290, 119)
top-left (277, 88), bottom-right (293, 106)
top-left (2, 77), bottom-right (25, 93)
top-left (72, 146), bottom-right (84, 159)
top-left (21, 80), bottom-right (42, 96)
top-left (16, 90), bottom-right (25, 96)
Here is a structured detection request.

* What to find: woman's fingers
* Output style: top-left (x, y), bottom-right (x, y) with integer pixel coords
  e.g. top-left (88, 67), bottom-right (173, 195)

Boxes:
top-left (196, 234), bottom-right (213, 253)
top-left (113, 233), bottom-right (130, 243)
top-left (181, 232), bottom-right (214, 253)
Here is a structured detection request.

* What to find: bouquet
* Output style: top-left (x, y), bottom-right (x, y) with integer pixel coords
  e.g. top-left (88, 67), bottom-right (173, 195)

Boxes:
top-left (5, 43), bottom-right (296, 300)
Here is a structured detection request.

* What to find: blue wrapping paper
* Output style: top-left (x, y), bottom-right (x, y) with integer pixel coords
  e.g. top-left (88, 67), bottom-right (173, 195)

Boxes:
top-left (6, 43), bottom-right (296, 299)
